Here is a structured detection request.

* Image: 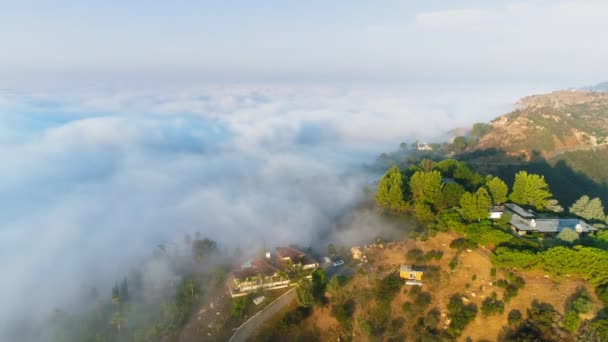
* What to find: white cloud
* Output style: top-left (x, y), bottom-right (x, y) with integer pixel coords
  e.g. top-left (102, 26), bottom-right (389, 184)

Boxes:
top-left (0, 82), bottom-right (545, 336)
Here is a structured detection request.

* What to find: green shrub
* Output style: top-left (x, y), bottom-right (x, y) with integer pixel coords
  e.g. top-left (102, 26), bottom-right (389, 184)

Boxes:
top-left (490, 268), bottom-right (497, 277)
top-left (402, 302), bottom-right (412, 313)
top-left (406, 249), bottom-right (425, 263)
top-left (450, 238), bottom-right (476, 251)
top-left (481, 293), bottom-right (505, 316)
top-left (503, 284), bottom-right (519, 303)
top-left (446, 294), bottom-right (477, 338)
top-left (596, 284), bottom-right (608, 306)
top-left (508, 309), bottom-right (522, 326)
top-left (425, 250), bottom-right (444, 261)
top-left (562, 311), bottom-right (580, 332)
top-left (449, 255), bottom-right (459, 270)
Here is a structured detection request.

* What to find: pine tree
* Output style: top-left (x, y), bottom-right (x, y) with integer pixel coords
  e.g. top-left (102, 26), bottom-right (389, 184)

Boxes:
top-left (375, 165), bottom-right (406, 210)
top-left (460, 188), bottom-right (492, 222)
top-left (409, 170), bottom-right (444, 210)
top-left (509, 171), bottom-right (552, 210)
top-left (485, 177), bottom-right (508, 205)
top-left (570, 195), bottom-right (606, 222)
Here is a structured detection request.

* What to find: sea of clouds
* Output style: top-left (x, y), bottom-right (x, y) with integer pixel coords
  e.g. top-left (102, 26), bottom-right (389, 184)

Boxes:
top-left (0, 82), bottom-right (545, 332)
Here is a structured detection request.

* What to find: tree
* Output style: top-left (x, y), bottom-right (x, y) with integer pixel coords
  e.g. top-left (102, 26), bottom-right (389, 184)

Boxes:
top-left (409, 170), bottom-right (444, 210)
top-left (192, 238), bottom-right (218, 262)
top-left (509, 171), bottom-right (553, 210)
top-left (556, 228), bottom-right (579, 243)
top-left (414, 202), bottom-right (434, 225)
top-left (311, 268), bottom-right (328, 299)
top-left (111, 283), bottom-right (120, 304)
top-left (110, 311), bottom-right (123, 335)
top-left (296, 279), bottom-right (315, 308)
top-left (452, 136), bottom-right (468, 153)
top-left (119, 278), bottom-right (129, 303)
top-left (485, 177), bottom-right (508, 205)
top-left (419, 159), bottom-right (436, 172)
top-left (460, 188), bottom-right (492, 222)
top-left (443, 182), bottom-right (466, 208)
top-left (231, 296), bottom-right (248, 318)
top-left (327, 243), bottom-right (337, 256)
top-left (569, 195), bottom-right (606, 222)
top-left (470, 122), bottom-right (492, 139)
top-left (375, 165), bottom-right (406, 211)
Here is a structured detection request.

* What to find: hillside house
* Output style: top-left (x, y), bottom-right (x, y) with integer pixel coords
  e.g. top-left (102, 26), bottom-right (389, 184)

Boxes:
top-left (417, 143), bottom-right (433, 151)
top-left (505, 203), bottom-right (597, 237)
top-left (399, 265), bottom-right (423, 282)
top-left (489, 205), bottom-right (505, 219)
top-left (228, 246), bottom-right (318, 297)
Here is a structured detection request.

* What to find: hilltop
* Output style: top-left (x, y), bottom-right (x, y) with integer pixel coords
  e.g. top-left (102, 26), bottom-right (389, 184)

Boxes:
top-left (475, 90), bottom-right (608, 160)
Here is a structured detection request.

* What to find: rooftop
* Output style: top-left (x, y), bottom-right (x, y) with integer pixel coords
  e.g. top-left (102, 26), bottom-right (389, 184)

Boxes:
top-left (510, 215), bottom-right (598, 233)
top-left (504, 203), bottom-right (535, 219)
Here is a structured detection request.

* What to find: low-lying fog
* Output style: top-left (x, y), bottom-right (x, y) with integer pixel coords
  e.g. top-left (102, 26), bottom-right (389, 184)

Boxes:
top-left (0, 82), bottom-right (549, 335)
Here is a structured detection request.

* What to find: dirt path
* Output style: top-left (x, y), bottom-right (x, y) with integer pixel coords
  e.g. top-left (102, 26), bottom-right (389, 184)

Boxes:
top-left (229, 288), bottom-right (296, 342)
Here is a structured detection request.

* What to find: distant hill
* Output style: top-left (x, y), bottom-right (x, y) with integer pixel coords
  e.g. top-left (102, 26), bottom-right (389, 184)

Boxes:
top-left (475, 90), bottom-right (608, 159)
top-left (582, 81), bottom-right (608, 91)
top-left (459, 89), bottom-right (608, 205)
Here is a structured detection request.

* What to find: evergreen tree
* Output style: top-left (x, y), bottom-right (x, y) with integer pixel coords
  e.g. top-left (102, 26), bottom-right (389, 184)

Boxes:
top-left (569, 195), bottom-right (606, 222)
top-left (443, 182), bottom-right (466, 208)
top-left (375, 165), bottom-right (406, 210)
top-left (414, 202), bottom-right (434, 225)
top-left (409, 170), bottom-right (444, 210)
top-left (460, 188), bottom-right (492, 222)
top-left (556, 228), bottom-right (579, 243)
top-left (485, 177), bottom-right (508, 205)
top-left (296, 279), bottom-right (315, 308)
top-left (509, 171), bottom-right (552, 210)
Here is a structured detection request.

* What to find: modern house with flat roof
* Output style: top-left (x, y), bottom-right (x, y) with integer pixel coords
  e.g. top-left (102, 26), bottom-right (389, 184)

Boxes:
top-left (505, 203), bottom-right (597, 236)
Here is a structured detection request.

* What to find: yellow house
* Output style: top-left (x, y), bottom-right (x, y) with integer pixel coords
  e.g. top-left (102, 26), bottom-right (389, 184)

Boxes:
top-left (399, 265), bottom-right (423, 281)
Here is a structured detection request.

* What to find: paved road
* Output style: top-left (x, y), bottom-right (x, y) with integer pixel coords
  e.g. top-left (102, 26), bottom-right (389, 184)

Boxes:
top-left (229, 288), bottom-right (296, 342)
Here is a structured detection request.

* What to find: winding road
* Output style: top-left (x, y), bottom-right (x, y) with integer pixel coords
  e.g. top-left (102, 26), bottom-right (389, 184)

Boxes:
top-left (228, 288), bottom-right (296, 342)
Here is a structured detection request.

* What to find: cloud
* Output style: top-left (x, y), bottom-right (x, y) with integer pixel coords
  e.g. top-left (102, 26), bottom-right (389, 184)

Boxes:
top-left (0, 83), bottom-right (542, 336)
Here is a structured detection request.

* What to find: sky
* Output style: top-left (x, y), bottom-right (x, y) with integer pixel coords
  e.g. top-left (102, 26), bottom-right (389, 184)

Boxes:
top-left (1, 0), bottom-right (607, 338)
top-left (1, 0), bottom-right (608, 85)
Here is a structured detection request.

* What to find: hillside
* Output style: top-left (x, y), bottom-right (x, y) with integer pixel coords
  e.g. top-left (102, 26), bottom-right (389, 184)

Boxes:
top-left (460, 90), bottom-right (608, 205)
top-left (476, 90), bottom-right (608, 159)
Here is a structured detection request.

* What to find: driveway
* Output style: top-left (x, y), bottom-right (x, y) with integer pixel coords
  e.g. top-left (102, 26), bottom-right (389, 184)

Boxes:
top-left (229, 288), bottom-right (296, 342)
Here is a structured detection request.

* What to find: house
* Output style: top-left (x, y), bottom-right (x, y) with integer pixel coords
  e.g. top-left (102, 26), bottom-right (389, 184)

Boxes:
top-left (505, 203), bottom-right (597, 236)
top-left (228, 246), bottom-right (318, 297)
top-left (399, 265), bottom-right (423, 282)
top-left (488, 205), bottom-right (505, 219)
top-left (275, 246), bottom-right (319, 270)
top-left (417, 143), bottom-right (433, 151)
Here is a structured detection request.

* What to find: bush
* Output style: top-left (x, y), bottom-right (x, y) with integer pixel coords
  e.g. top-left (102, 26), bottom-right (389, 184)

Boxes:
top-left (406, 249), bottom-right (425, 263)
top-left (450, 238), bottom-right (476, 251)
top-left (331, 299), bottom-right (355, 328)
top-left (508, 309), bottom-right (522, 325)
top-left (481, 293), bottom-right (505, 316)
top-left (446, 294), bottom-right (477, 338)
top-left (472, 274), bottom-right (477, 281)
top-left (230, 296), bottom-right (249, 318)
top-left (449, 255), bottom-right (459, 271)
top-left (402, 302), bottom-right (412, 313)
top-left (425, 250), bottom-right (444, 261)
top-left (562, 311), bottom-right (580, 332)
top-left (375, 273), bottom-right (403, 304)
top-left (596, 284), bottom-right (608, 306)
top-left (490, 268), bottom-right (497, 277)
top-left (503, 284), bottom-right (519, 303)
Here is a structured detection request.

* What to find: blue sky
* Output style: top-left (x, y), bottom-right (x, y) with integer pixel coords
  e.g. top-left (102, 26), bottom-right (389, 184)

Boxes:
top-left (2, 0), bottom-right (607, 85)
